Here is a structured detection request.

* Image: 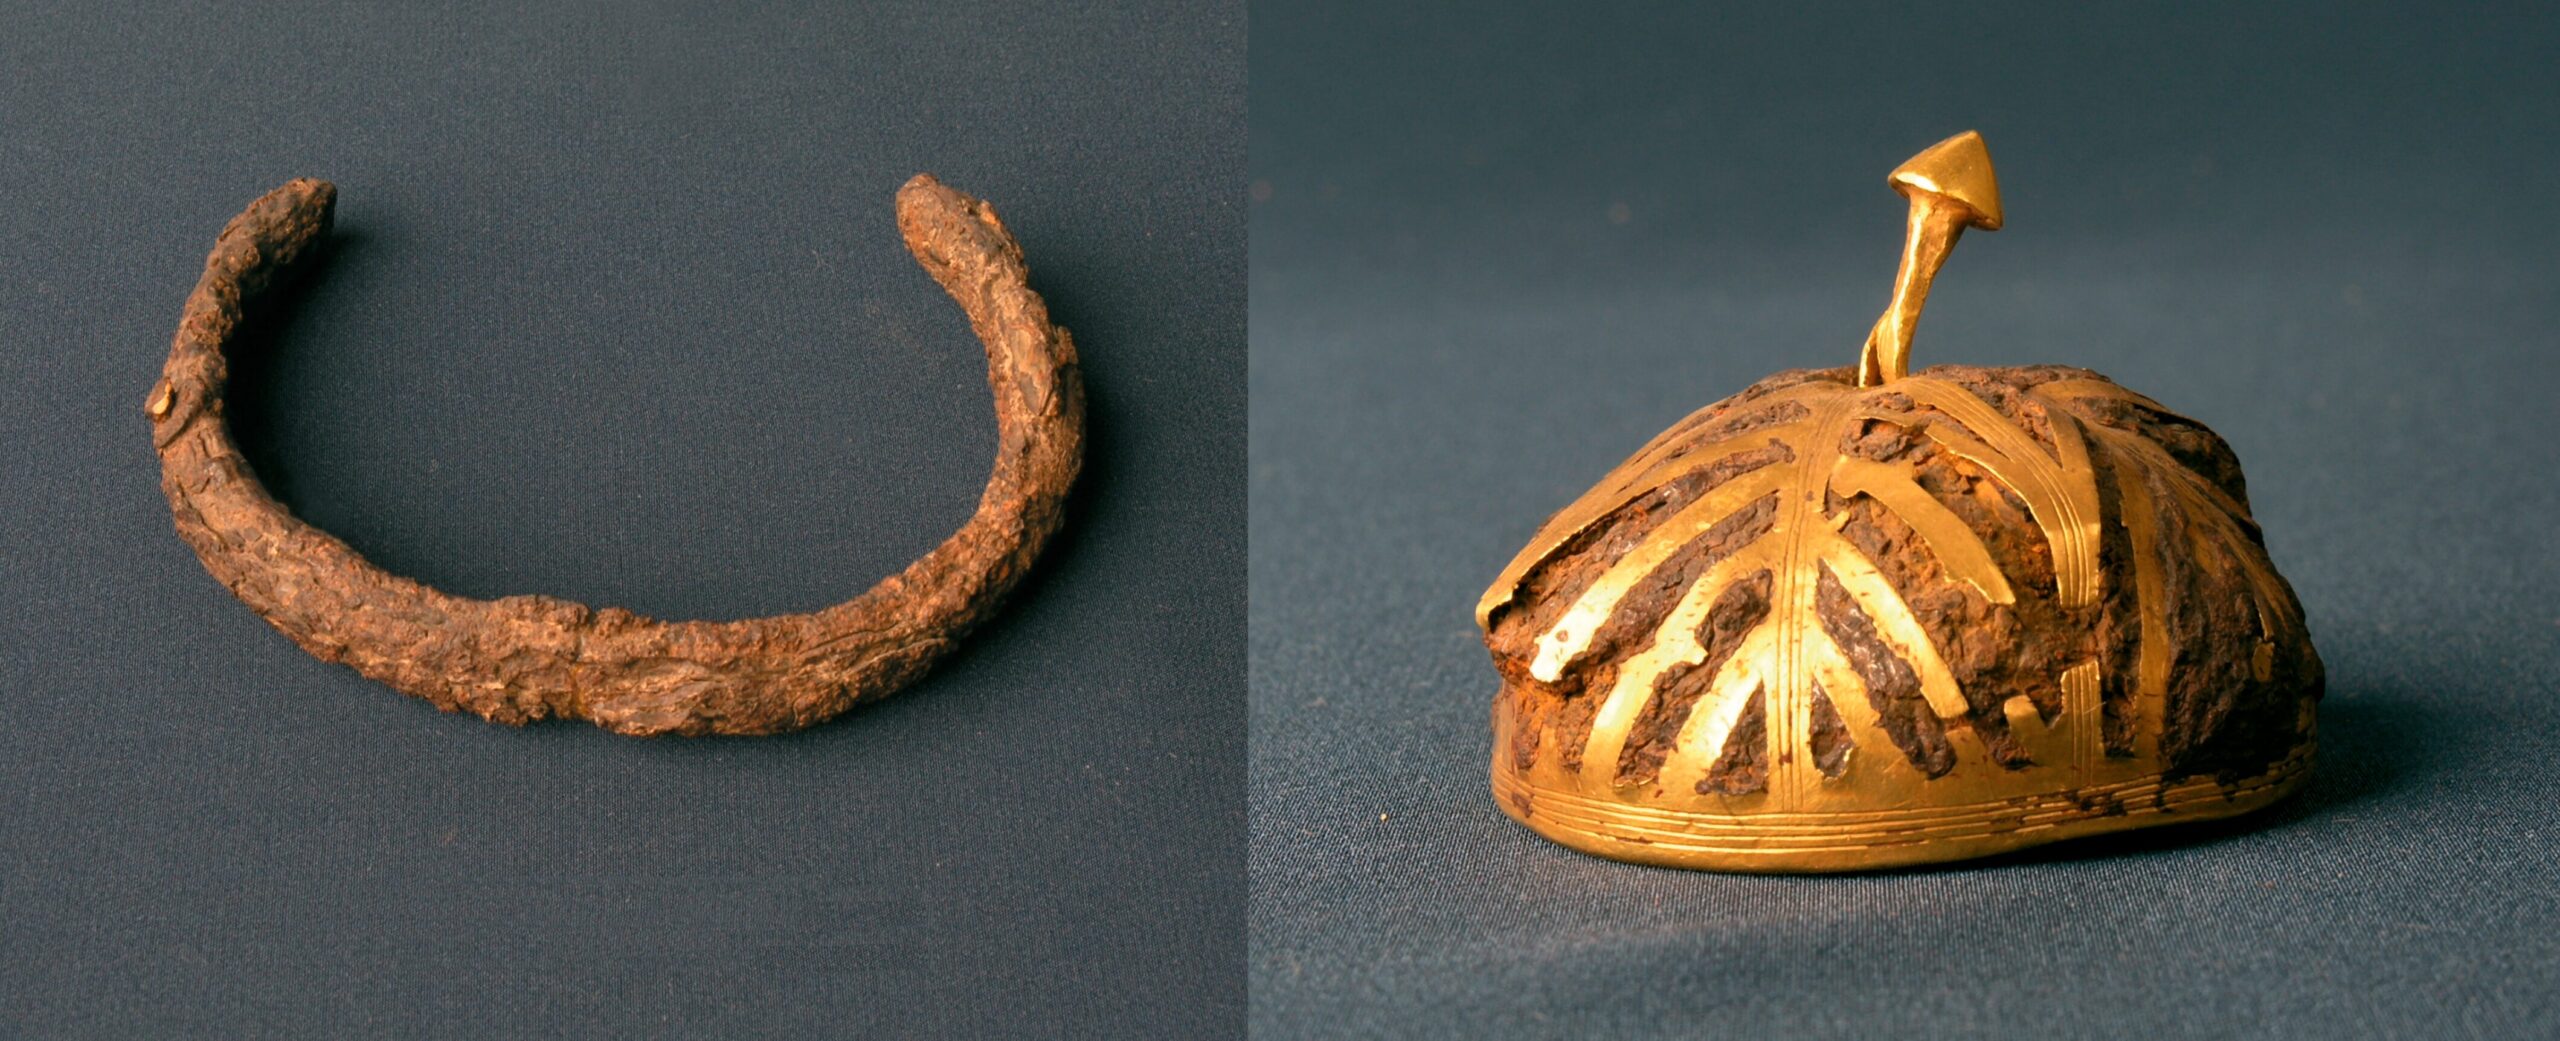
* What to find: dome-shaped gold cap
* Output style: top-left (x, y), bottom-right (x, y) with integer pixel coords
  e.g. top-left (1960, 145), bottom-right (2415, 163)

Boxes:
top-left (1476, 135), bottom-right (2321, 872)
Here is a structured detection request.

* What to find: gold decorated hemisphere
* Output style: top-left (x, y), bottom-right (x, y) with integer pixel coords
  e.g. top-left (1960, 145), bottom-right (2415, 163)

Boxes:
top-left (1476, 133), bottom-right (2321, 871)
top-left (148, 176), bottom-right (1083, 736)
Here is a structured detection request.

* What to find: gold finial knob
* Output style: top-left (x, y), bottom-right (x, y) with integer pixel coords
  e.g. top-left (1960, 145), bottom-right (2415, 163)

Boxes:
top-left (1856, 130), bottom-right (2003, 386)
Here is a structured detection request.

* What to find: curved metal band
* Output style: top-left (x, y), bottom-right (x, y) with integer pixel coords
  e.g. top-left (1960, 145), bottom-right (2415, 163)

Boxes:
top-left (147, 176), bottom-right (1084, 736)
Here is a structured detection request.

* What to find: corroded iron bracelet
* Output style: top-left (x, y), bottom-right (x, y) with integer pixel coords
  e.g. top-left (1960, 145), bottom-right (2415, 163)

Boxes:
top-left (148, 175), bottom-right (1083, 736)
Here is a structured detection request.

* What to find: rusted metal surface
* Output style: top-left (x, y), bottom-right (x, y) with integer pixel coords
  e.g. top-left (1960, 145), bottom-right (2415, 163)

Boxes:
top-left (149, 175), bottom-right (1083, 736)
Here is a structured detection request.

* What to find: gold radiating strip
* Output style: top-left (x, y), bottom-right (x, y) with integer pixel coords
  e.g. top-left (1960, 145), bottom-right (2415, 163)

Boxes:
top-left (1808, 644), bottom-right (1875, 774)
top-left (1883, 377), bottom-right (2103, 608)
top-left (1764, 395), bottom-right (1857, 807)
top-left (2113, 464), bottom-right (2172, 758)
top-left (1528, 466), bottom-right (1788, 682)
top-left (1655, 657), bottom-right (1767, 798)
top-left (1477, 382), bottom-right (1834, 627)
top-left (1575, 554), bottom-right (1758, 786)
top-left (2061, 659), bottom-right (2102, 776)
top-left (1519, 368), bottom-right (2256, 806)
top-left (1819, 544), bottom-right (1971, 719)
top-left (1829, 455), bottom-right (2016, 604)
top-left (2036, 379), bottom-right (2303, 643)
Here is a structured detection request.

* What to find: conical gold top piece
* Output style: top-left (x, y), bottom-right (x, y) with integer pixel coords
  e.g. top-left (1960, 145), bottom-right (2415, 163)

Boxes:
top-left (1857, 130), bottom-right (2003, 387)
top-left (1890, 129), bottom-right (2003, 230)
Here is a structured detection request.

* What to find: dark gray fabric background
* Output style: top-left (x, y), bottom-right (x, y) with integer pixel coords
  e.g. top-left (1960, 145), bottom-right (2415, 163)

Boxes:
top-left (0, 3), bottom-right (1242, 1038)
top-left (1250, 3), bottom-right (2558, 1039)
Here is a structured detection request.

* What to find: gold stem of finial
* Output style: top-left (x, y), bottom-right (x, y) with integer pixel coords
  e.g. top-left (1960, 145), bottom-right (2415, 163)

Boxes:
top-left (1860, 204), bottom-right (1969, 386)
top-left (1857, 131), bottom-right (2004, 387)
